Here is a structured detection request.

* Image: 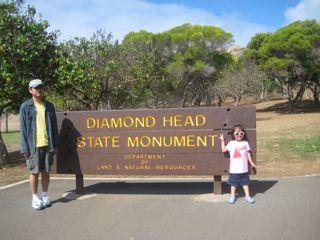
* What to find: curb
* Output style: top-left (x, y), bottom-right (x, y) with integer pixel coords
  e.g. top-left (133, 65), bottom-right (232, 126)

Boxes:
top-left (1, 174), bottom-right (320, 191)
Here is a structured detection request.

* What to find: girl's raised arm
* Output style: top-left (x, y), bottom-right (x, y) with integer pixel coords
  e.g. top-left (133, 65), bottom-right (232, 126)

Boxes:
top-left (219, 134), bottom-right (227, 152)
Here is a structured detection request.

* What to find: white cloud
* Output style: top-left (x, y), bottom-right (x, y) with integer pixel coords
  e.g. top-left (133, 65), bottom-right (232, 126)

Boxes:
top-left (285, 0), bottom-right (320, 23)
top-left (27, 0), bottom-right (272, 46)
top-left (217, 14), bottom-right (272, 47)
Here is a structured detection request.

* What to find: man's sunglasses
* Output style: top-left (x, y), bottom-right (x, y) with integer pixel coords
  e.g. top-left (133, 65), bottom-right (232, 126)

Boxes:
top-left (234, 132), bottom-right (244, 136)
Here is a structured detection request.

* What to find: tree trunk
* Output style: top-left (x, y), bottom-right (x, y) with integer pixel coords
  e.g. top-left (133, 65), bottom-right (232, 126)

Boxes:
top-left (287, 99), bottom-right (294, 113)
top-left (234, 101), bottom-right (239, 107)
top-left (273, 75), bottom-right (307, 111)
top-left (314, 92), bottom-right (319, 106)
top-left (0, 109), bottom-right (9, 165)
top-left (192, 95), bottom-right (202, 107)
top-left (205, 94), bottom-right (212, 107)
top-left (312, 85), bottom-right (320, 107)
top-left (213, 95), bottom-right (222, 107)
top-left (260, 84), bottom-right (267, 101)
top-left (292, 84), bottom-right (305, 105)
top-left (234, 97), bottom-right (240, 107)
top-left (309, 84), bottom-right (320, 106)
top-left (181, 86), bottom-right (189, 108)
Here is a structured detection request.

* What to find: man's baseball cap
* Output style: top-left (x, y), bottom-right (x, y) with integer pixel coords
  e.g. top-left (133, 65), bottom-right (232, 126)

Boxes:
top-left (29, 79), bottom-right (44, 88)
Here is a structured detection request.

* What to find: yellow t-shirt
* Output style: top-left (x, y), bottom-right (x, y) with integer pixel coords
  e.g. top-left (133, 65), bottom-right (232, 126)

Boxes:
top-left (34, 101), bottom-right (48, 147)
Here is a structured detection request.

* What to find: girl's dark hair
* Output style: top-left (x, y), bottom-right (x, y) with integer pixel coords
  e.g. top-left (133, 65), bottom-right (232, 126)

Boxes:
top-left (230, 124), bottom-right (248, 140)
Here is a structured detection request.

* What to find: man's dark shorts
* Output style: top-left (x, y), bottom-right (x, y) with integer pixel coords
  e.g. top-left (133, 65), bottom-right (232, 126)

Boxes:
top-left (26, 146), bottom-right (53, 173)
top-left (227, 172), bottom-right (250, 186)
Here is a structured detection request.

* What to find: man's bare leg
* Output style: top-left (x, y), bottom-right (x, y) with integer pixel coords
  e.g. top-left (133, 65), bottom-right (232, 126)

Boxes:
top-left (41, 172), bottom-right (50, 192)
top-left (29, 173), bottom-right (39, 194)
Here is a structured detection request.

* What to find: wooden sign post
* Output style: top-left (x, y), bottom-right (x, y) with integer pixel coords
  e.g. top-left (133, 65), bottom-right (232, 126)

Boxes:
top-left (51, 106), bottom-right (256, 194)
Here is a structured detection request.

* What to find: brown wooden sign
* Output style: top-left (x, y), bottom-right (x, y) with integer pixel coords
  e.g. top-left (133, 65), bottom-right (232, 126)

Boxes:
top-left (51, 106), bottom-right (256, 178)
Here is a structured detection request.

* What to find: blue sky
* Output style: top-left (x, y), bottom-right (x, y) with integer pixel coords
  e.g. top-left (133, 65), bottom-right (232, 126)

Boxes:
top-left (27, 0), bottom-right (320, 46)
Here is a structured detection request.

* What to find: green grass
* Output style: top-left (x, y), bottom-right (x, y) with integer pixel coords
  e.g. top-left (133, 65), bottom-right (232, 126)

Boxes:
top-left (264, 136), bottom-right (320, 160)
top-left (288, 137), bottom-right (320, 155)
top-left (1, 131), bottom-right (20, 146)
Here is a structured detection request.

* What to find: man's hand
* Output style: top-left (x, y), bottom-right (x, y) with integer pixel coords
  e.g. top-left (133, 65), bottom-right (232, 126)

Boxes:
top-left (53, 148), bottom-right (58, 155)
top-left (23, 152), bottom-right (30, 160)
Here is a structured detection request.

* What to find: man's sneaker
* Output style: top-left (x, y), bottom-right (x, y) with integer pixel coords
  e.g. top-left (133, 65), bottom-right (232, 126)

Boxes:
top-left (42, 196), bottom-right (52, 208)
top-left (32, 198), bottom-right (44, 210)
top-left (228, 196), bottom-right (236, 204)
top-left (246, 196), bottom-right (255, 204)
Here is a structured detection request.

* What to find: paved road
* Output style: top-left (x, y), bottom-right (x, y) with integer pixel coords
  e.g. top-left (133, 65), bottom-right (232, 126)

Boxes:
top-left (0, 176), bottom-right (320, 240)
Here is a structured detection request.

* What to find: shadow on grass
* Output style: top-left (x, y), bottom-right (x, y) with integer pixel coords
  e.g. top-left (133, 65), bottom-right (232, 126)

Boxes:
top-left (51, 180), bottom-right (278, 204)
top-left (257, 100), bottom-right (320, 114)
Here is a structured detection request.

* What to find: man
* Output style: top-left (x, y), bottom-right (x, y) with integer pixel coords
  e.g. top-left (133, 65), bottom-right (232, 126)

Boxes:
top-left (20, 79), bottom-right (59, 210)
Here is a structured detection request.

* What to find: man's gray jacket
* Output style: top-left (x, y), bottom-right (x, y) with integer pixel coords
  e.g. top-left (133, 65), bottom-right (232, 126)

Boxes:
top-left (19, 98), bottom-right (59, 154)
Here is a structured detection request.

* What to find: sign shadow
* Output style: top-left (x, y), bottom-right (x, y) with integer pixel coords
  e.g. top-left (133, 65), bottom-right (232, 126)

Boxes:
top-left (54, 179), bottom-right (278, 199)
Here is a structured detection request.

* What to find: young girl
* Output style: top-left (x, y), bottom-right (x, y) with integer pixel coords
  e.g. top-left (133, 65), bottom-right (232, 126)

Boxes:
top-left (219, 124), bottom-right (256, 204)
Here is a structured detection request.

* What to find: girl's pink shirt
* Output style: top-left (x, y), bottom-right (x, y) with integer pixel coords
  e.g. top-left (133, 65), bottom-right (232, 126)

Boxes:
top-left (225, 140), bottom-right (251, 173)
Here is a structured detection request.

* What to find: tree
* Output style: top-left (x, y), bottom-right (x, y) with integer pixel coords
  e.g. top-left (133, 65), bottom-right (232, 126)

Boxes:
top-left (216, 61), bottom-right (266, 106)
top-left (242, 33), bottom-right (274, 100)
top-left (55, 31), bottom-right (122, 110)
top-left (162, 23), bottom-right (233, 107)
top-left (308, 45), bottom-right (320, 105)
top-left (120, 30), bottom-right (171, 108)
top-left (120, 24), bottom-right (233, 108)
top-left (244, 20), bottom-right (320, 111)
top-left (0, 0), bottom-right (59, 164)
